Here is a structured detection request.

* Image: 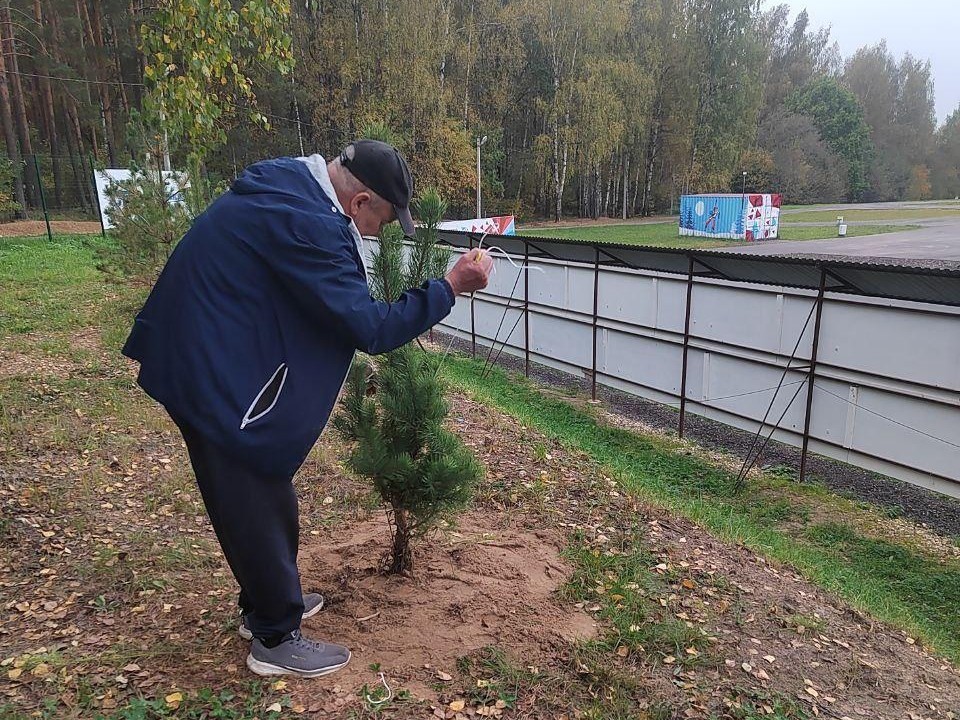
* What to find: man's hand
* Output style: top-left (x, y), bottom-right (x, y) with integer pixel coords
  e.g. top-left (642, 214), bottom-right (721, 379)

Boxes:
top-left (445, 249), bottom-right (494, 295)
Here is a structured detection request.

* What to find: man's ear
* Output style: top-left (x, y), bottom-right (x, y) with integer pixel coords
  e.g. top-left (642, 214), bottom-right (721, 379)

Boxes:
top-left (349, 191), bottom-right (371, 216)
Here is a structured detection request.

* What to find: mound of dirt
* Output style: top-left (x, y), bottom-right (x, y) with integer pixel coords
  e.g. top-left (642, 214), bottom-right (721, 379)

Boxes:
top-left (297, 512), bottom-right (596, 698)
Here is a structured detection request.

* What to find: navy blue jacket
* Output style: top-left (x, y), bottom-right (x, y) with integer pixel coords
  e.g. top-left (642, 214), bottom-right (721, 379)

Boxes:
top-left (123, 158), bottom-right (455, 478)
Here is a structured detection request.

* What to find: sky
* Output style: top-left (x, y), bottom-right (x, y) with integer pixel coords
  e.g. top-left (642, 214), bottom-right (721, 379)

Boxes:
top-left (771, 0), bottom-right (960, 126)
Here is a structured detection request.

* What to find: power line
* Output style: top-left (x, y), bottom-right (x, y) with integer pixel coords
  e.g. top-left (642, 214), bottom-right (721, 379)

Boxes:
top-left (6, 68), bottom-right (311, 129)
top-left (11, 69), bottom-right (145, 88)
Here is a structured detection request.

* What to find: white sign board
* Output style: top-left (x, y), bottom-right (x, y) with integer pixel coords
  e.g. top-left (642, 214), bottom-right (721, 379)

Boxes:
top-left (94, 169), bottom-right (189, 230)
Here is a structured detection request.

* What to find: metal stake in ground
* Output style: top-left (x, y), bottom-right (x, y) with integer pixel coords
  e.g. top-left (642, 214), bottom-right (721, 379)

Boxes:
top-left (33, 154), bottom-right (52, 242)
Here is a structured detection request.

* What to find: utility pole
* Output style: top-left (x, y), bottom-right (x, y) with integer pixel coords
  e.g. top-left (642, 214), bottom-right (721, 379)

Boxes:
top-left (476, 134), bottom-right (487, 218)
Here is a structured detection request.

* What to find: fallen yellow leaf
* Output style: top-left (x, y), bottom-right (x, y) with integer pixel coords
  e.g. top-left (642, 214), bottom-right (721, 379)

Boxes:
top-left (449, 699), bottom-right (466, 711)
top-left (266, 702), bottom-right (282, 712)
top-left (271, 680), bottom-right (288, 691)
top-left (165, 692), bottom-right (183, 706)
top-left (31, 663), bottom-right (51, 677)
top-left (436, 671), bottom-right (453, 681)
top-left (7, 668), bottom-right (23, 680)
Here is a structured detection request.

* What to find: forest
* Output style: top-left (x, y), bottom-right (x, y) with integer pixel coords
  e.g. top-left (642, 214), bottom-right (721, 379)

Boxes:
top-left (3, 0), bottom-right (959, 221)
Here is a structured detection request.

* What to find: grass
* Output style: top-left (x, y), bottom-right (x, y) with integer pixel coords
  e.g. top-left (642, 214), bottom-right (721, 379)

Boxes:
top-left (561, 536), bottom-right (708, 664)
top-left (0, 234), bottom-right (109, 334)
top-left (725, 690), bottom-right (810, 719)
top-left (784, 207), bottom-right (960, 222)
top-left (453, 646), bottom-right (659, 719)
top-left (0, 684), bottom-right (291, 720)
top-left (519, 221), bottom-right (915, 247)
top-left (3, 233), bottom-right (957, 716)
top-left (441, 356), bottom-right (960, 663)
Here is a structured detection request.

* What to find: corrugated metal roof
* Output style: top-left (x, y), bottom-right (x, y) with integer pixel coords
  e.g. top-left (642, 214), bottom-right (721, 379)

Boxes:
top-left (436, 230), bottom-right (960, 307)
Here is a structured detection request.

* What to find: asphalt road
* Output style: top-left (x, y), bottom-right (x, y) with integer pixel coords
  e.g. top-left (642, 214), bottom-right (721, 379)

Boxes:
top-left (728, 203), bottom-right (960, 263)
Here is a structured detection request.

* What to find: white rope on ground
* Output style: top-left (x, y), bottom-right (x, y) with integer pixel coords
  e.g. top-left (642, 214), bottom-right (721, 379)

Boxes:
top-left (364, 671), bottom-right (393, 706)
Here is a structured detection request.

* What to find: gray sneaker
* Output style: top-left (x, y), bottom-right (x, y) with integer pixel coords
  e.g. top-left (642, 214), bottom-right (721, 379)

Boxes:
top-left (238, 593), bottom-right (324, 640)
top-left (246, 629), bottom-right (351, 678)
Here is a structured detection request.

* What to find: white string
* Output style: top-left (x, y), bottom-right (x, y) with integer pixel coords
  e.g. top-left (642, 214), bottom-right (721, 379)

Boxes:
top-left (364, 671), bottom-right (393, 706)
top-left (476, 233), bottom-right (545, 274)
top-left (430, 234), bottom-right (541, 374)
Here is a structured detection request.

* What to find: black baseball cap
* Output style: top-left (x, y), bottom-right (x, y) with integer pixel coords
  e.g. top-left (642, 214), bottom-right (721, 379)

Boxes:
top-left (339, 139), bottom-right (416, 236)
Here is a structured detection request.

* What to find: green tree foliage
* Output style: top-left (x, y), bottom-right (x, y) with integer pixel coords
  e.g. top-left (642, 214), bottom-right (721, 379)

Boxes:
top-left (907, 164), bottom-right (932, 201)
top-left (140, 0), bottom-right (295, 170)
top-left (335, 188), bottom-right (480, 574)
top-left (757, 110), bottom-right (845, 203)
top-left (91, 0), bottom-right (293, 278)
top-left (686, 0), bottom-right (766, 191)
top-left (932, 107), bottom-right (960, 199)
top-left (94, 166), bottom-right (192, 279)
top-left (788, 77), bottom-right (875, 201)
top-left (731, 148), bottom-right (776, 195)
top-left (0, 157), bottom-right (20, 217)
top-left (8, 0), bottom-right (953, 216)
top-left (757, 7), bottom-right (838, 123)
top-left (843, 43), bottom-right (936, 200)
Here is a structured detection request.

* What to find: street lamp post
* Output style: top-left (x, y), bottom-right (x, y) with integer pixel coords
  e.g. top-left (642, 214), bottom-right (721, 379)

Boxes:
top-left (476, 135), bottom-right (487, 218)
top-left (740, 170), bottom-right (748, 237)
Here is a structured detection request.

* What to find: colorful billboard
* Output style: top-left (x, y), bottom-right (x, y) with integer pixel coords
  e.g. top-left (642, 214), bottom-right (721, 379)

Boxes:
top-left (679, 194), bottom-right (781, 241)
top-left (437, 215), bottom-right (516, 235)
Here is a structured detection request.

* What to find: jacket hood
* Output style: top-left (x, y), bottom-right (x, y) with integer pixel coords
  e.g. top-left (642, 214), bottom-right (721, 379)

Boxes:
top-left (231, 158), bottom-right (324, 201)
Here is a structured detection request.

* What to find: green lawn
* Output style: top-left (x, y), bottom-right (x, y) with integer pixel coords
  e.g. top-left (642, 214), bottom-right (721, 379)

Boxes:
top-left (783, 208), bottom-right (960, 222)
top-left (0, 235), bottom-right (109, 335)
top-left (519, 221), bottom-right (916, 247)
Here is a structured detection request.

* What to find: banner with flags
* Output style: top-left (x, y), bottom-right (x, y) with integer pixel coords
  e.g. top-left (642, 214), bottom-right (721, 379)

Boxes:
top-left (437, 216), bottom-right (516, 235)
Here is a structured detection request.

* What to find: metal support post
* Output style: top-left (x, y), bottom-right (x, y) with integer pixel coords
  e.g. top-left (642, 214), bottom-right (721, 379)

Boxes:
top-left (678, 255), bottom-right (695, 438)
top-left (799, 267), bottom-right (827, 482)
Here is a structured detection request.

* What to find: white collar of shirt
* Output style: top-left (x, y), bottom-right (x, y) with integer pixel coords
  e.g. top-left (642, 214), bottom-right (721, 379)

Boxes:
top-left (296, 154), bottom-right (368, 273)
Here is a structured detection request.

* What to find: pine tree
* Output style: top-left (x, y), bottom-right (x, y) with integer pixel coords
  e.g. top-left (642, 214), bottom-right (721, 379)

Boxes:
top-left (335, 188), bottom-right (481, 574)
